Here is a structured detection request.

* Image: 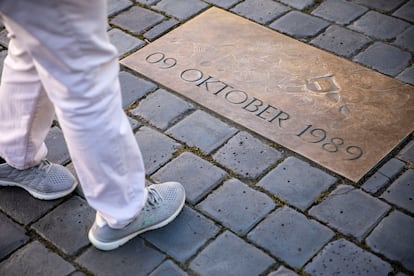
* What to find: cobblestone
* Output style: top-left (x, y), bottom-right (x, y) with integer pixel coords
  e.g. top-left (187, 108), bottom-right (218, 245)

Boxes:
top-left (167, 110), bottom-right (237, 155)
top-left (393, 0), bottom-right (414, 22)
top-left (231, 0), bottom-right (290, 25)
top-left (153, 0), bottom-right (209, 21)
top-left (31, 196), bottom-right (95, 256)
top-left (394, 26), bottom-right (414, 52)
top-left (144, 18), bottom-right (180, 41)
top-left (131, 89), bottom-right (194, 130)
top-left (310, 25), bottom-right (371, 58)
top-left (399, 140), bottom-right (414, 163)
top-left (309, 185), bottom-right (390, 241)
top-left (305, 239), bottom-right (393, 275)
top-left (311, 0), bottom-right (368, 25)
top-left (269, 11), bottom-right (329, 39)
top-left (108, 28), bottom-right (145, 57)
top-left (0, 212), bottom-right (29, 261)
top-left (76, 238), bottom-right (165, 275)
top-left (45, 127), bottom-right (71, 165)
top-left (111, 6), bottom-right (165, 35)
top-left (0, 241), bottom-right (75, 275)
top-left (189, 231), bottom-right (275, 275)
top-left (366, 211), bottom-right (414, 273)
top-left (269, 266), bottom-right (299, 275)
top-left (143, 206), bottom-right (220, 263)
top-left (381, 169), bottom-right (414, 214)
top-left (351, 0), bottom-right (406, 12)
top-left (134, 127), bottom-right (182, 175)
top-left (213, 131), bottom-right (282, 179)
top-left (349, 11), bottom-right (410, 40)
top-left (0, 188), bottom-right (62, 225)
top-left (353, 42), bottom-right (411, 76)
top-left (278, 0), bottom-right (315, 10)
top-left (248, 206), bottom-right (334, 268)
top-left (107, 0), bottom-right (132, 16)
top-left (148, 260), bottom-right (187, 276)
top-left (362, 172), bottom-right (389, 194)
top-left (198, 178), bottom-right (276, 235)
top-left (397, 64), bottom-right (414, 85)
top-left (152, 152), bottom-right (227, 204)
top-left (257, 156), bottom-right (337, 211)
top-left (119, 71), bottom-right (157, 109)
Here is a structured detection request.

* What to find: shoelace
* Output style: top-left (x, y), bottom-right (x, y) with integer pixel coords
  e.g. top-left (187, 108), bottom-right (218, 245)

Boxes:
top-left (37, 160), bottom-right (52, 172)
top-left (146, 187), bottom-right (163, 209)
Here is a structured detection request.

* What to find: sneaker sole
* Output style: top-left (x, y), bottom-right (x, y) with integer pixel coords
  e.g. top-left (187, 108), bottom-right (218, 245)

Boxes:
top-left (0, 179), bottom-right (78, 200)
top-left (88, 191), bottom-right (186, 251)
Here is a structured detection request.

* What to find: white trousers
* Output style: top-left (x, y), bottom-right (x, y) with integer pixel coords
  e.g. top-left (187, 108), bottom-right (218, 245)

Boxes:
top-left (0, 0), bottom-right (147, 228)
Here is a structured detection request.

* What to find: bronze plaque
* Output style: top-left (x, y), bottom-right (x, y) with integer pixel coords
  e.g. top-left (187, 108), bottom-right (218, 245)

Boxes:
top-left (121, 7), bottom-right (414, 182)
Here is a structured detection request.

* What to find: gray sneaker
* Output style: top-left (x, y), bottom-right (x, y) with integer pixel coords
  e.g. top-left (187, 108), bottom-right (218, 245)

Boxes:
top-left (88, 181), bottom-right (186, 251)
top-left (0, 160), bottom-right (77, 200)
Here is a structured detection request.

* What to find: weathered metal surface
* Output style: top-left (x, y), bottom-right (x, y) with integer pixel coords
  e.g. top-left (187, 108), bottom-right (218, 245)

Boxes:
top-left (121, 7), bottom-right (414, 182)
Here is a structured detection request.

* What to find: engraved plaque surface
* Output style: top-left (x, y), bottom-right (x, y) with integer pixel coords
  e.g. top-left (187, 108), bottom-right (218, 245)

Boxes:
top-left (121, 7), bottom-right (414, 182)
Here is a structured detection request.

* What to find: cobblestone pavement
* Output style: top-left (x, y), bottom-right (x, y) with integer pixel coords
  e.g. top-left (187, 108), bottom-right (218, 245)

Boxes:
top-left (1, 0), bottom-right (413, 275)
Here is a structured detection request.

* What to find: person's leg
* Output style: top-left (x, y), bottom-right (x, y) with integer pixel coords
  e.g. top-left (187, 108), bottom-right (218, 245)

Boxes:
top-left (0, 14), bottom-right (77, 200)
top-left (0, 0), bottom-right (147, 228)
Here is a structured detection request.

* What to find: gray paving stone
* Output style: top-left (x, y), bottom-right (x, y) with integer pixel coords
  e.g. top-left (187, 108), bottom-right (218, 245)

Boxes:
top-left (309, 185), bottom-right (391, 241)
top-left (131, 89), bottom-right (193, 130)
top-left (143, 206), bottom-right (220, 263)
top-left (213, 131), bottom-right (282, 179)
top-left (136, 0), bottom-right (159, 5)
top-left (231, 0), bottom-right (290, 25)
top-left (393, 0), bottom-right (414, 22)
top-left (76, 237), bottom-right (165, 275)
top-left (0, 212), bottom-right (29, 261)
top-left (167, 110), bottom-right (237, 155)
top-left (108, 28), bottom-right (145, 57)
top-left (268, 266), bottom-right (299, 276)
top-left (134, 127), bottom-right (182, 175)
top-left (111, 6), bottom-right (165, 35)
top-left (394, 26), bottom-right (414, 52)
top-left (45, 126), bottom-right (71, 165)
top-left (278, 0), bottom-right (315, 10)
top-left (269, 11), bottom-right (329, 39)
top-left (378, 158), bottom-right (405, 179)
top-left (350, 0), bottom-right (406, 12)
top-left (152, 152), bottom-right (227, 204)
top-left (312, 0), bottom-right (368, 25)
top-left (305, 239), bottom-right (393, 276)
top-left (362, 172), bottom-right (389, 194)
top-left (31, 196), bottom-right (95, 256)
top-left (349, 11), bottom-right (410, 40)
top-left (0, 28), bottom-right (9, 48)
top-left (149, 260), bottom-right (187, 276)
top-left (399, 140), bottom-right (414, 163)
top-left (257, 157), bottom-right (337, 211)
top-left (107, 0), bottom-right (132, 16)
top-left (367, 211), bottom-right (414, 273)
top-left (397, 64), bottom-right (414, 85)
top-left (311, 25), bottom-right (371, 58)
top-left (204, 0), bottom-right (240, 9)
top-left (381, 169), bottom-right (414, 213)
top-left (119, 71), bottom-right (157, 109)
top-left (198, 178), bottom-right (276, 235)
top-left (0, 188), bottom-right (62, 225)
top-left (353, 42), bottom-right (411, 76)
top-left (190, 231), bottom-right (275, 275)
top-left (248, 206), bottom-right (334, 268)
top-left (153, 0), bottom-right (209, 21)
top-left (128, 116), bottom-right (142, 131)
top-left (0, 241), bottom-right (75, 275)
top-left (144, 18), bottom-right (180, 41)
